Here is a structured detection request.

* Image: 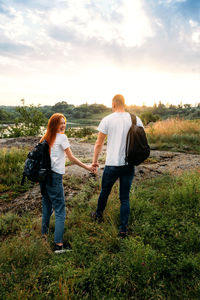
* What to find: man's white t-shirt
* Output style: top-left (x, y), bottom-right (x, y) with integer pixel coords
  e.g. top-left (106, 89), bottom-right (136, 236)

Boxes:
top-left (50, 133), bottom-right (70, 174)
top-left (97, 112), bottom-right (144, 166)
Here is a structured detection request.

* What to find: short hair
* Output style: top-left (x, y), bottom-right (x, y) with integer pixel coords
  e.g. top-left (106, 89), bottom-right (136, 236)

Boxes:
top-left (112, 94), bottom-right (125, 107)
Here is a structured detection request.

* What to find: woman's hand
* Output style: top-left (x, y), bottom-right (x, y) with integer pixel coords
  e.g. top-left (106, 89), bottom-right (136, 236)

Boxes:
top-left (86, 165), bottom-right (98, 173)
top-left (85, 165), bottom-right (98, 173)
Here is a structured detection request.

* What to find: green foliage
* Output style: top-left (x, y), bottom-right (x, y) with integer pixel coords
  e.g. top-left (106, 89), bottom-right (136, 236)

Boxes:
top-left (1, 101), bottom-right (200, 136)
top-left (0, 147), bottom-right (31, 200)
top-left (140, 112), bottom-right (160, 125)
top-left (0, 213), bottom-right (24, 238)
top-left (0, 171), bottom-right (200, 298)
top-left (0, 109), bottom-right (11, 122)
top-left (7, 100), bottom-right (47, 138)
top-left (66, 127), bottom-right (97, 138)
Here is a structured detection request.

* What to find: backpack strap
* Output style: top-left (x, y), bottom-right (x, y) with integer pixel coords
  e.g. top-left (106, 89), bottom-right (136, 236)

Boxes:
top-left (125, 113), bottom-right (136, 165)
top-left (129, 113), bottom-right (137, 126)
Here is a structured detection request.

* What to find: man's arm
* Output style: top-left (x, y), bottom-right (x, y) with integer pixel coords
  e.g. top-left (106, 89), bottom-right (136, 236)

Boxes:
top-left (92, 132), bottom-right (107, 167)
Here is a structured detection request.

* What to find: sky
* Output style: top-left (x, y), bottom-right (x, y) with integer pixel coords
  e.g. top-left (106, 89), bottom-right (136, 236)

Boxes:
top-left (0, 0), bottom-right (199, 107)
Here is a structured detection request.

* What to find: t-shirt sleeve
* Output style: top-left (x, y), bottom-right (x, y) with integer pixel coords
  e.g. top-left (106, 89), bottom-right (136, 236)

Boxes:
top-left (136, 116), bottom-right (144, 128)
top-left (97, 117), bottom-right (108, 134)
top-left (60, 134), bottom-right (70, 150)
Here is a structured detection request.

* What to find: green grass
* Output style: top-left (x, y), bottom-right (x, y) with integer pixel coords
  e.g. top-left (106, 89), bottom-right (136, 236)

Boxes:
top-left (1, 170), bottom-right (200, 299)
top-left (0, 147), bottom-right (32, 200)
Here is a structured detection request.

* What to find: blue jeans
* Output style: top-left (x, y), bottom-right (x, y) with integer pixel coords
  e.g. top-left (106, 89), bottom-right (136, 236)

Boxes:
top-left (40, 172), bottom-right (66, 244)
top-left (96, 165), bottom-right (135, 233)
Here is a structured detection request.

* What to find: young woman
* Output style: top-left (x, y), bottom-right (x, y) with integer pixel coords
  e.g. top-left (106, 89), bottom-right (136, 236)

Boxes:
top-left (40, 113), bottom-right (94, 253)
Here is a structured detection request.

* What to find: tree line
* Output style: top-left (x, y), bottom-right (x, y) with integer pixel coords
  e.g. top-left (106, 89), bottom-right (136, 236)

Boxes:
top-left (0, 100), bottom-right (200, 127)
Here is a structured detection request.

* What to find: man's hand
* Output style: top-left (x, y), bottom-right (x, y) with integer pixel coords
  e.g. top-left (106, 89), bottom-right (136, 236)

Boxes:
top-left (86, 165), bottom-right (97, 173)
top-left (92, 132), bottom-right (106, 170)
top-left (92, 162), bottom-right (99, 168)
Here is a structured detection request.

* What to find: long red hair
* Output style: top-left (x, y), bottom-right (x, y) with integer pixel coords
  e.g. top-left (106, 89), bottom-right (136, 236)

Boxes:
top-left (40, 113), bottom-right (66, 148)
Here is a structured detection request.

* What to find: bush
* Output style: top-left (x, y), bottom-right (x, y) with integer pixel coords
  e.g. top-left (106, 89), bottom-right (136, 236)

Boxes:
top-left (6, 100), bottom-right (47, 138)
top-left (0, 147), bottom-right (31, 200)
top-left (66, 127), bottom-right (96, 138)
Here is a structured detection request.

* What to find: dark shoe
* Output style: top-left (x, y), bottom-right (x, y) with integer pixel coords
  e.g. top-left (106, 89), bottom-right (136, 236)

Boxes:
top-left (54, 243), bottom-right (72, 254)
top-left (91, 211), bottom-right (104, 223)
top-left (119, 232), bottom-right (128, 239)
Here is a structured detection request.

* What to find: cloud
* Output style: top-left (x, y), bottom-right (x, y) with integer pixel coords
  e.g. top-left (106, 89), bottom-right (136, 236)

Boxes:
top-left (0, 0), bottom-right (199, 86)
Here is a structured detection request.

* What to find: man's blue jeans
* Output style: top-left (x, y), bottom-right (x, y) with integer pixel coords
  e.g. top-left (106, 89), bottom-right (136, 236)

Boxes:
top-left (96, 165), bottom-right (135, 233)
top-left (40, 172), bottom-right (66, 244)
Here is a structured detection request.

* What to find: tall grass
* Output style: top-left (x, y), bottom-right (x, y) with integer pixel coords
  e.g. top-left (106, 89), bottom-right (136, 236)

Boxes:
top-left (1, 170), bottom-right (200, 299)
top-left (147, 118), bottom-right (200, 153)
top-left (0, 147), bottom-right (31, 199)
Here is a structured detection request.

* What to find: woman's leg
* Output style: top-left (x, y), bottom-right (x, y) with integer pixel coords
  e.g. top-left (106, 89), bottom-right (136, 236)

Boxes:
top-left (46, 172), bottom-right (66, 244)
top-left (40, 184), bottom-right (53, 235)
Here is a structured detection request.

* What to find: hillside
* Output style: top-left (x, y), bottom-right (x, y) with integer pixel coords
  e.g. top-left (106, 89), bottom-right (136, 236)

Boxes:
top-left (0, 137), bottom-right (200, 299)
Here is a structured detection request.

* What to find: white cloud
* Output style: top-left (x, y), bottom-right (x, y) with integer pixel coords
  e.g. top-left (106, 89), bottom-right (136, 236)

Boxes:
top-left (192, 30), bottom-right (200, 44)
top-left (0, 0), bottom-right (199, 106)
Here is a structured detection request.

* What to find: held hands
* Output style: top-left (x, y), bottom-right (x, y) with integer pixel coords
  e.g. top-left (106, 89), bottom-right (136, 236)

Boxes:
top-left (86, 162), bottom-right (99, 174)
top-left (91, 162), bottom-right (99, 174)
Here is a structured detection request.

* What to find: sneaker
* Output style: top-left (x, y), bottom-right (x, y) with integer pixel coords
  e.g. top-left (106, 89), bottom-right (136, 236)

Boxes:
top-left (91, 211), bottom-right (104, 223)
top-left (54, 243), bottom-right (72, 254)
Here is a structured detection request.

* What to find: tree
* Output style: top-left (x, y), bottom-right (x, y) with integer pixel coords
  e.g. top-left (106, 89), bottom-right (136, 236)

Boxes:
top-left (0, 109), bottom-right (10, 122)
top-left (8, 99), bottom-right (47, 137)
top-left (140, 112), bottom-right (160, 125)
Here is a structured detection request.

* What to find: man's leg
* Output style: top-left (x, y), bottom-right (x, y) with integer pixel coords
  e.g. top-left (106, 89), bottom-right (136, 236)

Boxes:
top-left (119, 165), bottom-right (135, 234)
top-left (96, 166), bottom-right (119, 218)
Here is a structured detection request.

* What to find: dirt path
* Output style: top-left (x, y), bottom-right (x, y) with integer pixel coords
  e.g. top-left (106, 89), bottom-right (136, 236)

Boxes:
top-left (0, 137), bottom-right (199, 214)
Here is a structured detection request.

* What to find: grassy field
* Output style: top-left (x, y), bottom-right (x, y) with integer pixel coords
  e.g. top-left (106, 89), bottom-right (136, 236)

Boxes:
top-left (0, 145), bottom-right (200, 298)
top-left (0, 121), bottom-right (200, 299)
top-left (146, 118), bottom-right (200, 154)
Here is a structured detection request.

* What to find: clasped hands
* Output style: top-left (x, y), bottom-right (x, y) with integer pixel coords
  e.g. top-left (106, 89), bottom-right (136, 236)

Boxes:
top-left (87, 162), bottom-right (99, 174)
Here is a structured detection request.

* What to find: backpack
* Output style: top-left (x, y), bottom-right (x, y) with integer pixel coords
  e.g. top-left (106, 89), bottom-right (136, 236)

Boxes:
top-left (125, 113), bottom-right (150, 166)
top-left (21, 140), bottom-right (51, 185)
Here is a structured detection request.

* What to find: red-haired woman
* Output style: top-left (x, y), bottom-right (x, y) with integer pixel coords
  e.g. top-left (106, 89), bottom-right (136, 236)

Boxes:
top-left (40, 113), bottom-right (94, 253)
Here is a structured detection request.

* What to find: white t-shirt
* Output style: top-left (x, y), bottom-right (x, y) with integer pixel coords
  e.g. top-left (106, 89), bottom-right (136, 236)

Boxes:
top-left (97, 112), bottom-right (143, 166)
top-left (50, 133), bottom-right (70, 174)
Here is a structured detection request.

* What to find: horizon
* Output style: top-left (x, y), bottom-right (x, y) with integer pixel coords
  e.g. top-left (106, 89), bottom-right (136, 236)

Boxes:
top-left (0, 0), bottom-right (200, 107)
top-left (0, 100), bottom-right (199, 109)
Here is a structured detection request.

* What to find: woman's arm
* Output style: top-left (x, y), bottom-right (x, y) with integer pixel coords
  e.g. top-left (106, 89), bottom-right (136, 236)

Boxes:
top-left (65, 147), bottom-right (95, 172)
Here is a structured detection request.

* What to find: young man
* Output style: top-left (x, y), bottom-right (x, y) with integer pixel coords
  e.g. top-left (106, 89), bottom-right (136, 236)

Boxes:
top-left (92, 94), bottom-right (144, 238)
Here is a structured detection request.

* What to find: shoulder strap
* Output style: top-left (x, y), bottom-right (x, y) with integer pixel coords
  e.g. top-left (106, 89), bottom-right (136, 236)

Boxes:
top-left (129, 113), bottom-right (137, 126)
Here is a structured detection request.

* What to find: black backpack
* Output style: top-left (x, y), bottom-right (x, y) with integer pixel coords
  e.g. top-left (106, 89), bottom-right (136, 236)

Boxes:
top-left (125, 113), bottom-right (150, 166)
top-left (21, 140), bottom-right (51, 185)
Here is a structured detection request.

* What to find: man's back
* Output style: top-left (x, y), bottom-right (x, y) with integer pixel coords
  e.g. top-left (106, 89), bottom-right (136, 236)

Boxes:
top-left (98, 112), bottom-right (143, 166)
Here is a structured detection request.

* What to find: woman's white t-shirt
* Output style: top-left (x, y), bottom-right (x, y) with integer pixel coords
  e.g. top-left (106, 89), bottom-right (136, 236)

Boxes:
top-left (97, 112), bottom-right (143, 166)
top-left (50, 133), bottom-right (70, 174)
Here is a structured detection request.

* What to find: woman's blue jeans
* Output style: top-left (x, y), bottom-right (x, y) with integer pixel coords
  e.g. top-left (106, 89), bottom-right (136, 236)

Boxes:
top-left (40, 172), bottom-right (66, 244)
top-left (96, 165), bottom-right (135, 233)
